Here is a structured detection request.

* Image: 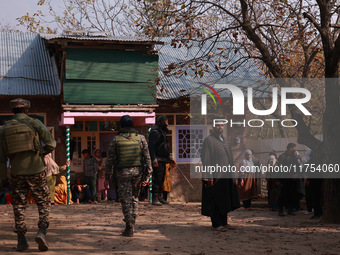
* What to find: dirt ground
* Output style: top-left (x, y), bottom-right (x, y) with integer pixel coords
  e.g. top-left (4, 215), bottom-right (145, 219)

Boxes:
top-left (0, 201), bottom-right (339, 255)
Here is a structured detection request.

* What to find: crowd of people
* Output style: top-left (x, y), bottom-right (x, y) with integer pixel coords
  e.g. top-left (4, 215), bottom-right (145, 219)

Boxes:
top-left (265, 145), bottom-right (324, 219)
top-left (234, 144), bottom-right (324, 220)
top-left (0, 98), bottom-right (325, 252)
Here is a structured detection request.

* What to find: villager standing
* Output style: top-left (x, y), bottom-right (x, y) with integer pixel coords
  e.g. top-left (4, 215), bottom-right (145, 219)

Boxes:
top-left (148, 115), bottom-right (176, 205)
top-left (277, 143), bottom-right (300, 216)
top-left (44, 153), bottom-right (69, 204)
top-left (237, 150), bottom-right (257, 210)
top-left (105, 115), bottom-right (152, 237)
top-left (81, 149), bottom-right (98, 203)
top-left (267, 152), bottom-right (280, 210)
top-left (0, 98), bottom-right (56, 251)
top-left (200, 120), bottom-right (240, 230)
top-left (93, 149), bottom-right (108, 202)
top-left (251, 150), bottom-right (261, 196)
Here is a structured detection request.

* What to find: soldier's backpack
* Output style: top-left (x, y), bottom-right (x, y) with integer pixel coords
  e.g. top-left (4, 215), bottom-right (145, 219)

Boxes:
top-left (115, 132), bottom-right (142, 168)
top-left (3, 119), bottom-right (41, 155)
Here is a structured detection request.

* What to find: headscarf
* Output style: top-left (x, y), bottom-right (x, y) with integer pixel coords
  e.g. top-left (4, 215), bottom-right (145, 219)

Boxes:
top-left (268, 155), bottom-right (277, 166)
top-left (242, 150), bottom-right (254, 167)
top-left (54, 176), bottom-right (71, 204)
top-left (93, 149), bottom-right (102, 162)
top-left (245, 150), bottom-right (252, 156)
top-left (44, 153), bottom-right (60, 177)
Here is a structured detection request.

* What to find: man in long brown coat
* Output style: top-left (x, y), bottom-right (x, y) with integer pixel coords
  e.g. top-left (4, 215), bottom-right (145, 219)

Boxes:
top-left (200, 120), bottom-right (240, 230)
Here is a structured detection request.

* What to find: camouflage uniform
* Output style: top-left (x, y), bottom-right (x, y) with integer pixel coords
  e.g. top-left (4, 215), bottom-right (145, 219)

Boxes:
top-left (11, 171), bottom-right (51, 234)
top-left (0, 99), bottom-right (56, 238)
top-left (105, 127), bottom-right (152, 224)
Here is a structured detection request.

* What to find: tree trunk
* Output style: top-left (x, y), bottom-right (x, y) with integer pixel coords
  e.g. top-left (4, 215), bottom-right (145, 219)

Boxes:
top-left (323, 179), bottom-right (340, 224)
top-left (321, 78), bottom-right (340, 223)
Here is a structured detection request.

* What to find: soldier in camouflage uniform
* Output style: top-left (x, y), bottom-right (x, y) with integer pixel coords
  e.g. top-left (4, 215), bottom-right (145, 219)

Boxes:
top-left (105, 115), bottom-right (152, 237)
top-left (0, 98), bottom-right (56, 252)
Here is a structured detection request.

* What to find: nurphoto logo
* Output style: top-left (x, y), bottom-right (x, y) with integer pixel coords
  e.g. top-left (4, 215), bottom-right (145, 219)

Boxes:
top-left (200, 84), bottom-right (312, 128)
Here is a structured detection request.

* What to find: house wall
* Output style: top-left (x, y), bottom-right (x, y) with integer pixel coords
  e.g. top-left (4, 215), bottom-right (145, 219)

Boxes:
top-left (156, 98), bottom-right (248, 202)
top-left (0, 96), bottom-right (66, 166)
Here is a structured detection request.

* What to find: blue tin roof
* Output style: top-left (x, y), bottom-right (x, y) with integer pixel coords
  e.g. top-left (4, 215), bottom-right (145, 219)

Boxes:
top-left (0, 32), bottom-right (60, 95)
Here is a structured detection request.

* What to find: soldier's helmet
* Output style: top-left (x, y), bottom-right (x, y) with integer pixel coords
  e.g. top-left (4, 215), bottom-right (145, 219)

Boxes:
top-left (10, 98), bottom-right (31, 109)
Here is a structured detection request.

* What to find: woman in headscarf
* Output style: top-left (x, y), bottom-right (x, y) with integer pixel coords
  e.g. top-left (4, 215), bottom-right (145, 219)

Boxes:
top-left (44, 153), bottom-right (69, 204)
top-left (238, 150), bottom-right (257, 210)
top-left (94, 149), bottom-right (108, 202)
top-left (54, 176), bottom-right (72, 204)
top-left (267, 152), bottom-right (280, 210)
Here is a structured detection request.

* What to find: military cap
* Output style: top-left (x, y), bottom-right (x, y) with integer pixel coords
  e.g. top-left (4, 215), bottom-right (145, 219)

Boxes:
top-left (10, 98), bottom-right (31, 109)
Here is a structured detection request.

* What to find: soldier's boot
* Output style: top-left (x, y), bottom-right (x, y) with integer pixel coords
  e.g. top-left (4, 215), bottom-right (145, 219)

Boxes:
top-left (17, 233), bottom-right (29, 252)
top-left (122, 222), bottom-right (134, 237)
top-left (35, 229), bottom-right (48, 251)
top-left (152, 194), bottom-right (162, 206)
top-left (158, 194), bottom-right (169, 205)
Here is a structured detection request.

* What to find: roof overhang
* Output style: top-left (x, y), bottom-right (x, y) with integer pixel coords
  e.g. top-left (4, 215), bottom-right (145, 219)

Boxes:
top-left (59, 111), bottom-right (156, 127)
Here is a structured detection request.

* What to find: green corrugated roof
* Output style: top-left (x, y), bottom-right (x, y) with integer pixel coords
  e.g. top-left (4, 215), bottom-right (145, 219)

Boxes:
top-left (64, 48), bottom-right (158, 104)
top-left (66, 48), bottom-right (158, 82)
top-left (63, 80), bottom-right (155, 104)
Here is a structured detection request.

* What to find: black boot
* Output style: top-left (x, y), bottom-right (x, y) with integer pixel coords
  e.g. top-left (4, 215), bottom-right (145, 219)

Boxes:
top-left (17, 233), bottom-right (29, 252)
top-left (159, 194), bottom-right (169, 205)
top-left (35, 229), bottom-right (48, 251)
top-left (122, 222), bottom-right (134, 237)
top-left (152, 194), bottom-right (162, 206)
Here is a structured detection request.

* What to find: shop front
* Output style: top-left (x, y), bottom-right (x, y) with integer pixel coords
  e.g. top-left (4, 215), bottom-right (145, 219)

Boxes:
top-left (59, 111), bottom-right (156, 173)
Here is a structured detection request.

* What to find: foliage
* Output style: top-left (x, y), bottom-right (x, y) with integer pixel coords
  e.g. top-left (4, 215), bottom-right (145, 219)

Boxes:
top-left (17, 0), bottom-right (139, 35)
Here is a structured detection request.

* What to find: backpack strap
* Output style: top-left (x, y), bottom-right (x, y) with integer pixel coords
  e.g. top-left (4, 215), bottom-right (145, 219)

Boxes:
top-left (13, 118), bottom-right (37, 134)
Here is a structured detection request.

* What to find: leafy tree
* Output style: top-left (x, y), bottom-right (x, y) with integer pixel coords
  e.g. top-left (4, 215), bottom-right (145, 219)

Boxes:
top-left (134, 0), bottom-right (340, 223)
top-left (21, 0), bottom-right (340, 223)
top-left (17, 0), bottom-right (137, 35)
top-left (0, 23), bottom-right (20, 32)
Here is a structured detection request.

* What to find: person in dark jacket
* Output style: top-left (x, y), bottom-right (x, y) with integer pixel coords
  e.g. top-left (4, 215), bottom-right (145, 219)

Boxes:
top-left (277, 143), bottom-right (300, 216)
top-left (148, 115), bottom-right (176, 205)
top-left (0, 98), bottom-right (56, 251)
top-left (200, 119), bottom-right (240, 230)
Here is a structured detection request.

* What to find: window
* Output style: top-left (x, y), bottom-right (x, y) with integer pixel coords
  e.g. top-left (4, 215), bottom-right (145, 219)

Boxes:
top-left (71, 121), bottom-right (83, 131)
top-left (87, 136), bottom-right (97, 155)
top-left (176, 126), bottom-right (206, 162)
top-left (85, 121), bottom-right (97, 131)
top-left (99, 121), bottom-right (120, 131)
top-left (71, 137), bottom-right (82, 166)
